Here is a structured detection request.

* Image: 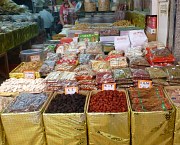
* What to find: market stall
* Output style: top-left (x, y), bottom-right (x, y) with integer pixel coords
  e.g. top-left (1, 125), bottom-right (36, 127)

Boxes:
top-left (0, 0), bottom-right (179, 145)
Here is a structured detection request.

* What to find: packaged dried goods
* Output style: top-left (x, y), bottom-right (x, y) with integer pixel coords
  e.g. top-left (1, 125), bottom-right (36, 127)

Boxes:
top-left (146, 67), bottom-right (167, 79)
top-left (79, 84), bottom-right (97, 91)
top-left (96, 71), bottom-right (114, 84)
top-left (113, 68), bottom-right (132, 80)
top-left (79, 54), bottom-right (96, 64)
top-left (0, 78), bottom-right (45, 93)
top-left (128, 87), bottom-right (172, 112)
top-left (4, 93), bottom-right (48, 113)
top-left (131, 68), bottom-right (150, 80)
top-left (74, 64), bottom-right (91, 72)
top-left (86, 42), bottom-right (103, 54)
top-left (145, 47), bottom-right (175, 66)
top-left (99, 28), bottom-right (119, 36)
top-left (55, 63), bottom-right (76, 71)
top-left (89, 90), bottom-right (128, 112)
top-left (152, 79), bottom-right (169, 86)
top-left (129, 56), bottom-right (150, 68)
top-left (91, 60), bottom-right (111, 72)
top-left (109, 57), bottom-right (128, 69)
top-left (125, 46), bottom-right (144, 58)
top-left (39, 60), bottom-right (55, 76)
top-left (163, 66), bottom-right (180, 80)
top-left (108, 50), bottom-right (124, 56)
top-left (46, 52), bottom-right (60, 61)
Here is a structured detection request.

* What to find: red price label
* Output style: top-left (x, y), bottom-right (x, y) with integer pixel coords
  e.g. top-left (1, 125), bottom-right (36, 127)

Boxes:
top-left (30, 55), bottom-right (40, 62)
top-left (24, 71), bottom-right (35, 79)
top-left (138, 80), bottom-right (152, 88)
top-left (65, 87), bottom-right (78, 94)
top-left (102, 83), bottom-right (116, 91)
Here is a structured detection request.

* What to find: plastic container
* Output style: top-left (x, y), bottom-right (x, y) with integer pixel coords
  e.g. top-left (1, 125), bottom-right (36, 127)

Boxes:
top-left (20, 49), bottom-right (44, 62)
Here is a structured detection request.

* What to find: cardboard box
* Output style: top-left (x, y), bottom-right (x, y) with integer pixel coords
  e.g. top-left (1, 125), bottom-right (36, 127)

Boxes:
top-left (43, 91), bottom-right (89, 145)
top-left (87, 90), bottom-right (130, 145)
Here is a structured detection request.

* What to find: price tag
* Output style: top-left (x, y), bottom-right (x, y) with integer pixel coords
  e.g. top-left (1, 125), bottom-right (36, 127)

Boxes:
top-left (138, 80), bottom-right (152, 88)
top-left (30, 55), bottom-right (40, 62)
top-left (102, 83), bottom-right (116, 91)
top-left (65, 87), bottom-right (78, 94)
top-left (24, 71), bottom-right (35, 79)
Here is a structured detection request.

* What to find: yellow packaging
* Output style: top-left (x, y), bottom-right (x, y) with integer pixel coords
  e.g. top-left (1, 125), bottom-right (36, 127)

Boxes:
top-left (1, 93), bottom-right (52, 145)
top-left (164, 86), bottom-right (180, 145)
top-left (0, 94), bottom-right (16, 145)
top-left (9, 62), bottom-right (41, 79)
top-left (87, 90), bottom-right (130, 145)
top-left (128, 88), bottom-right (175, 145)
top-left (43, 91), bottom-right (89, 145)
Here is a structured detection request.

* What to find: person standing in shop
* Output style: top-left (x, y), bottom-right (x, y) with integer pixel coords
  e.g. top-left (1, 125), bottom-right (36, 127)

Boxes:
top-left (39, 6), bottom-right (54, 38)
top-left (55, 0), bottom-right (76, 33)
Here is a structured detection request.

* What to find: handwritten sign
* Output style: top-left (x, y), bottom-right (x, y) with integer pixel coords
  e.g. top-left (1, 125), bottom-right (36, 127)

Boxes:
top-left (65, 87), bottom-right (78, 94)
top-left (24, 71), bottom-right (35, 79)
top-left (138, 80), bottom-right (152, 88)
top-left (30, 55), bottom-right (40, 62)
top-left (102, 83), bottom-right (116, 91)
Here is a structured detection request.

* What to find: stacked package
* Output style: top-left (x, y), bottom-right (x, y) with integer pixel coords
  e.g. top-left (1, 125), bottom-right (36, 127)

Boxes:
top-left (131, 69), bottom-right (150, 87)
top-left (45, 71), bottom-right (77, 92)
top-left (163, 66), bottom-right (180, 85)
top-left (128, 87), bottom-right (172, 111)
top-left (145, 42), bottom-right (175, 66)
top-left (96, 71), bottom-right (115, 90)
top-left (146, 67), bottom-right (169, 86)
top-left (113, 68), bottom-right (133, 88)
top-left (74, 65), bottom-right (97, 91)
top-left (129, 56), bottom-right (150, 69)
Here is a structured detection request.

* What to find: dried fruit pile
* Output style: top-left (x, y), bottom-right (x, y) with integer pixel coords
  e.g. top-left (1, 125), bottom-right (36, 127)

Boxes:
top-left (46, 93), bottom-right (86, 113)
top-left (89, 90), bottom-right (128, 113)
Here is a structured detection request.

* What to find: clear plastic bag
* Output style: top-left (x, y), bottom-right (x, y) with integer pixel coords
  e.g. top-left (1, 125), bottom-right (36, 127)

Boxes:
top-left (163, 66), bottom-right (180, 80)
top-left (146, 67), bottom-right (167, 79)
top-left (131, 68), bottom-right (150, 80)
top-left (113, 68), bottom-right (132, 80)
top-left (79, 54), bottom-right (96, 64)
top-left (96, 71), bottom-right (114, 84)
top-left (129, 56), bottom-right (150, 66)
top-left (39, 60), bottom-right (55, 76)
top-left (109, 57), bottom-right (128, 69)
top-left (91, 60), bottom-right (111, 72)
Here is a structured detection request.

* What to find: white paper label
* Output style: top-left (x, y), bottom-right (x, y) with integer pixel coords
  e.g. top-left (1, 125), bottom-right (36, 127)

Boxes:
top-left (24, 71), bottom-right (35, 79)
top-left (102, 83), bottom-right (116, 90)
top-left (30, 55), bottom-right (40, 61)
top-left (65, 87), bottom-right (78, 94)
top-left (138, 80), bottom-right (152, 88)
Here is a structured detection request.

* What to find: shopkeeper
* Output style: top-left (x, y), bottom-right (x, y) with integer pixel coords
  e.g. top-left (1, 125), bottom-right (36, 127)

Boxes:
top-left (55, 0), bottom-right (76, 33)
